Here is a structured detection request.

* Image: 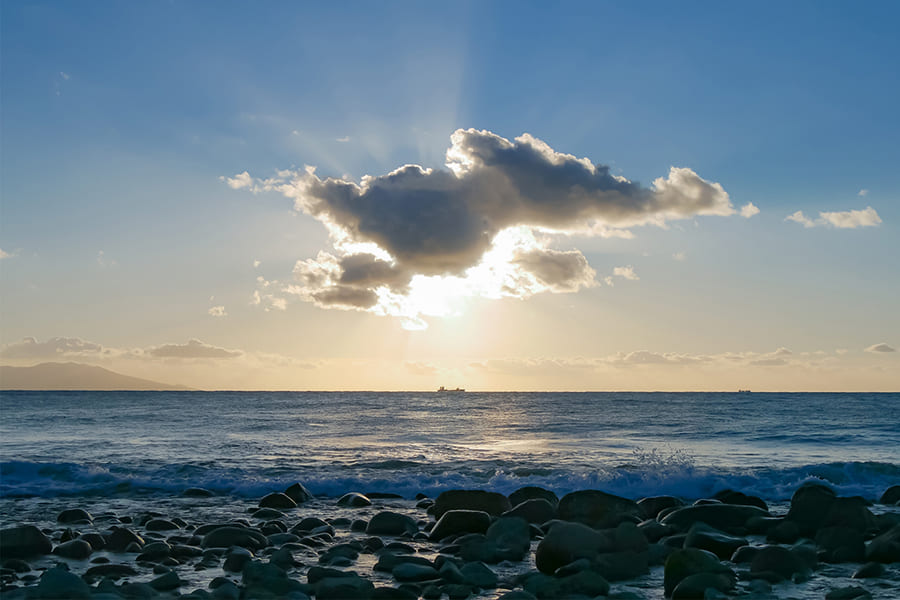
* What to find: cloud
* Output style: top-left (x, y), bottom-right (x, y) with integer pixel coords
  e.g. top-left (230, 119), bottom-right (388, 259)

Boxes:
top-left (0, 336), bottom-right (103, 359)
top-left (96, 250), bottom-right (117, 267)
top-left (786, 206), bottom-right (882, 229)
top-left (612, 265), bottom-right (639, 281)
top-left (146, 339), bottom-right (242, 359)
top-left (230, 128), bottom-right (737, 328)
top-left (740, 202), bottom-right (760, 218)
top-left (749, 357), bottom-right (789, 366)
top-left (208, 306), bottom-right (227, 317)
top-left (672, 252), bottom-right (686, 261)
top-left (0, 248), bottom-right (10, 260)
top-left (336, 136), bottom-right (351, 143)
top-left (608, 351), bottom-right (707, 366)
top-left (253, 260), bottom-right (261, 268)
top-left (865, 343), bottom-right (896, 353)
top-left (858, 189), bottom-right (868, 196)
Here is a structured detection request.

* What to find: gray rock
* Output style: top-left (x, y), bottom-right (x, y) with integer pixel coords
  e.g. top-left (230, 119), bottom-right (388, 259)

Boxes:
top-left (852, 562), bottom-right (884, 579)
top-left (879, 485), bottom-right (900, 505)
top-left (825, 586), bottom-right (873, 600)
top-left (366, 511), bottom-right (418, 536)
top-left (105, 526), bottom-right (145, 552)
top-left (684, 522), bottom-right (747, 560)
top-left (817, 526), bottom-right (865, 562)
top-left (663, 548), bottom-right (735, 597)
top-left (84, 563), bottom-right (139, 580)
top-left (671, 572), bottom-right (734, 599)
top-left (865, 524), bottom-right (900, 563)
top-left (150, 570), bottom-right (183, 591)
top-left (392, 562), bottom-right (440, 582)
top-left (430, 510), bottom-right (492, 541)
top-left (557, 489), bottom-right (641, 529)
top-left (201, 526), bottom-right (267, 551)
top-left (285, 482), bottom-right (314, 503)
top-left (637, 495), bottom-right (685, 520)
top-left (503, 499), bottom-right (556, 524)
top-left (460, 561), bottom-right (497, 588)
top-left (57, 508), bottom-right (93, 524)
top-left (259, 492), bottom-right (298, 509)
top-left (786, 482), bottom-right (836, 535)
top-left (508, 486), bottom-right (558, 509)
top-left (749, 545), bottom-right (807, 581)
top-left (431, 490), bottom-right (511, 519)
top-left (534, 521), bottom-right (612, 574)
top-left (35, 565), bottom-right (92, 599)
top-left (338, 492), bottom-right (372, 507)
top-left (485, 517), bottom-right (531, 561)
top-left (315, 575), bottom-right (375, 599)
top-left (0, 525), bottom-right (53, 558)
top-left (660, 504), bottom-right (769, 534)
top-left (52, 539), bottom-right (93, 559)
top-left (183, 487), bottom-right (215, 497)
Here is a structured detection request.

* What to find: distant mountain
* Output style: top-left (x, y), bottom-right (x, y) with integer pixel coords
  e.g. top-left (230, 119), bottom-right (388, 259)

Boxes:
top-left (0, 362), bottom-right (189, 391)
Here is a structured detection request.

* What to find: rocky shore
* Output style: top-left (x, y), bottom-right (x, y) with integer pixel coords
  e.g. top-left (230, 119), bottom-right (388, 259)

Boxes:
top-left (1, 482), bottom-right (899, 599)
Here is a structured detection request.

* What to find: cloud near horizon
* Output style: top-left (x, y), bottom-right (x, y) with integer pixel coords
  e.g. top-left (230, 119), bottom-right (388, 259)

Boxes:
top-left (785, 206), bottom-right (882, 229)
top-left (229, 129), bottom-right (741, 328)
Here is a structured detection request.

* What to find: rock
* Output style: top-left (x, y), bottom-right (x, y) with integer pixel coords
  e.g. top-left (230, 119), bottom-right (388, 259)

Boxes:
top-left (456, 533), bottom-right (499, 563)
top-left (0, 525), bottom-right (53, 558)
top-left (184, 487), bottom-right (215, 497)
top-left (293, 517), bottom-right (330, 532)
top-left (430, 510), bottom-right (492, 541)
top-left (315, 575), bottom-right (375, 599)
top-left (259, 492), bottom-right (298, 509)
top-left (285, 482), bottom-right (314, 503)
top-left (52, 539), bottom-right (93, 559)
top-left (508, 486), bottom-right (559, 509)
top-left (663, 548), bottom-right (735, 597)
top-left (119, 582), bottom-right (158, 598)
top-left (528, 569), bottom-right (610, 599)
top-left (865, 524), bottom-right (900, 563)
top-left (817, 526), bottom-right (865, 562)
top-left (534, 521), bottom-right (613, 574)
top-left (879, 485), bottom-right (900, 505)
top-left (460, 561), bottom-right (497, 588)
top-left (730, 545), bottom-right (758, 563)
top-left (637, 496), bottom-right (685, 520)
top-left (786, 482), bottom-right (836, 535)
top-left (393, 562), bottom-right (440, 582)
top-left (211, 580), bottom-right (241, 600)
top-left (683, 522), bottom-right (747, 560)
top-left (503, 499), bottom-right (556, 524)
top-left (243, 560), bottom-right (308, 597)
top-left (766, 519), bottom-right (800, 543)
top-left (267, 532), bottom-right (300, 546)
top-left (852, 562), bottom-right (884, 579)
top-left (749, 545), bottom-right (807, 581)
top-left (591, 550), bottom-right (649, 581)
top-left (201, 526), bottom-right (267, 551)
top-left (78, 532), bottom-right (106, 551)
top-left (35, 565), bottom-right (92, 599)
top-left (57, 508), bottom-right (93, 524)
top-left (366, 511), bottom-right (418, 536)
top-left (712, 489), bottom-right (767, 510)
top-left (145, 518), bottom-right (180, 531)
top-left (660, 504), bottom-right (768, 534)
top-left (431, 490), bottom-right (512, 519)
top-left (671, 572), bottom-right (734, 599)
top-left (254, 508), bottom-right (286, 521)
top-left (2, 558), bottom-right (31, 572)
top-left (223, 546), bottom-right (254, 572)
top-left (84, 563), bottom-right (139, 580)
top-left (105, 527), bottom-right (145, 552)
top-left (485, 517), bottom-right (531, 561)
top-left (825, 586), bottom-right (873, 600)
top-left (557, 489), bottom-right (641, 529)
top-left (338, 492), bottom-right (373, 507)
top-left (150, 570), bottom-right (183, 591)
top-left (373, 586), bottom-right (418, 600)
top-left (498, 591), bottom-right (537, 600)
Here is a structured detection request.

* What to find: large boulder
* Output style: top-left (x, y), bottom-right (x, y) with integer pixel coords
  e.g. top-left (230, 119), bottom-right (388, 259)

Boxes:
top-left (660, 504), bottom-right (769, 534)
top-left (35, 565), bottom-right (92, 599)
top-left (430, 510), bottom-right (492, 541)
top-left (671, 571), bottom-right (735, 599)
top-left (817, 526), bottom-right (866, 562)
top-left (366, 511), bottom-right (418, 536)
top-left (504, 498), bottom-right (557, 524)
top-left (485, 517), bottom-right (531, 561)
top-left (880, 485), bottom-right (900, 505)
top-left (285, 482), bottom-right (314, 503)
top-left (684, 522), bottom-right (748, 560)
top-left (534, 521), bottom-right (614, 574)
top-left (637, 496), bottom-right (685, 520)
top-left (786, 482), bottom-right (836, 535)
top-left (431, 490), bottom-right (511, 519)
top-left (749, 545), bottom-right (809, 581)
top-left (557, 489), bottom-right (641, 529)
top-left (259, 492), bottom-right (297, 509)
top-left (338, 492), bottom-right (372, 507)
top-left (0, 525), bottom-right (53, 558)
top-left (865, 524), bottom-right (900, 563)
top-left (664, 548), bottom-right (735, 597)
top-left (712, 489), bottom-right (768, 511)
top-left (105, 526), bottom-right (145, 552)
top-left (508, 486), bottom-right (559, 509)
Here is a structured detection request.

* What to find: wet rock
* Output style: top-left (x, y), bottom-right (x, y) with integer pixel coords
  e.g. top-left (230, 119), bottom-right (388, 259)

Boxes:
top-left (638, 519), bottom-right (674, 543)
top-left (84, 563), bottom-right (139, 580)
top-left (223, 546), bottom-right (254, 572)
top-left (879, 485), bottom-right (900, 505)
top-left (375, 553), bottom-right (434, 573)
top-left (712, 489), bottom-right (768, 511)
top-left (825, 586), bottom-right (873, 600)
top-left (57, 508), bottom-right (93, 524)
top-left (730, 545), bottom-right (758, 563)
top-left (591, 550), bottom-right (649, 581)
top-left (534, 521), bottom-right (611, 574)
top-left (786, 482), bottom-right (836, 535)
top-left (684, 522), bottom-right (747, 560)
top-left (2, 558), bottom-right (31, 573)
top-left (663, 548), bottom-right (735, 597)
top-left (270, 547), bottom-right (299, 570)
top-left (184, 487), bottom-right (215, 497)
top-left (671, 571), bottom-right (734, 599)
top-left (430, 510), bottom-right (492, 541)
top-left (865, 524), bottom-right (900, 563)
top-left (285, 482), bottom-right (314, 503)
top-left (817, 526), bottom-right (865, 562)
top-left (0, 525), bottom-right (53, 558)
top-left (366, 511), bottom-right (418, 536)
top-left (766, 518), bottom-right (801, 543)
top-left (460, 561), bottom-right (497, 588)
top-left (508, 486), bottom-right (559, 509)
top-left (106, 527), bottom-right (145, 552)
top-left (660, 504), bottom-right (769, 534)
top-left (293, 517), bottom-right (330, 533)
top-left (52, 538), bottom-right (93, 560)
top-left (498, 591), bottom-right (537, 600)
top-left (529, 569), bottom-right (610, 599)
top-left (79, 533), bottom-right (106, 551)
top-left (338, 492), bottom-right (373, 507)
top-left (749, 545), bottom-right (808, 582)
top-left (150, 570), bottom-right (183, 591)
top-left (432, 490), bottom-right (512, 519)
top-left (254, 508), bottom-right (286, 522)
top-left (503, 499), bottom-right (556, 524)
top-left (315, 575), bottom-right (375, 599)
top-left (145, 518), bottom-right (179, 531)
top-left (373, 586), bottom-right (418, 600)
top-left (485, 517), bottom-right (531, 561)
top-left (393, 562), bottom-right (440, 582)
top-left (259, 492), bottom-right (298, 509)
top-left (557, 489), bottom-right (641, 529)
top-left (826, 497), bottom-right (876, 532)
top-left (637, 496), bottom-right (685, 520)
top-left (35, 565), bottom-right (92, 599)
top-left (201, 526), bottom-right (267, 551)
top-left (852, 562), bottom-right (884, 579)
top-left (243, 559), bottom-right (308, 597)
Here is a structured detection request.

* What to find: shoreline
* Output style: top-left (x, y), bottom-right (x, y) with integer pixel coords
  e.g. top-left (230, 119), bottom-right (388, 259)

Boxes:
top-left (2, 482), bottom-right (898, 599)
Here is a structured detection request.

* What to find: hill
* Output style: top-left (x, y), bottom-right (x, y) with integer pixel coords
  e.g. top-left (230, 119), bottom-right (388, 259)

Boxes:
top-left (0, 362), bottom-right (189, 390)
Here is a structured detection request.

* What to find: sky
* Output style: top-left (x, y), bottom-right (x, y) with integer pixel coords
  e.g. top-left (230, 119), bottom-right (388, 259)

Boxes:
top-left (1, 1), bottom-right (898, 391)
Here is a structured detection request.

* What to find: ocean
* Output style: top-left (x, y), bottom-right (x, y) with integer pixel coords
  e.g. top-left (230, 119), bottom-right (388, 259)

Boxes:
top-left (1, 391), bottom-right (898, 599)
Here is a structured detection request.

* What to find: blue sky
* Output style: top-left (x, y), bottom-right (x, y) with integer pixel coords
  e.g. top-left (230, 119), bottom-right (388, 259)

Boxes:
top-left (1, 1), bottom-right (898, 390)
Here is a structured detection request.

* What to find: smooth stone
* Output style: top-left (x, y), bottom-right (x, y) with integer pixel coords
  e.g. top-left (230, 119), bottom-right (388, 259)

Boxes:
top-left (663, 548), bottom-right (735, 597)
top-left (285, 482), bottom-right (314, 503)
top-left (498, 591), bottom-right (537, 600)
top-left (712, 489), bottom-right (768, 511)
top-left (0, 525), bottom-right (53, 558)
top-left (879, 485), bottom-right (900, 505)
top-left (223, 546), bottom-right (254, 572)
top-left (267, 532), bottom-right (300, 546)
top-left (374, 553), bottom-right (434, 573)
top-left (749, 545), bottom-right (807, 581)
top-left (36, 565), bottom-right (92, 599)
top-left (52, 539), bottom-right (93, 559)
top-left (660, 504), bottom-right (769, 534)
top-left (84, 563), bottom-right (139, 580)
top-left (315, 575), bottom-right (375, 600)
top-left (592, 550), bottom-right (649, 581)
top-left (366, 511), bottom-right (418, 536)
top-left (150, 570), bottom-right (183, 591)
top-left (852, 562), bottom-right (884, 579)
top-left (119, 582), bottom-right (158, 598)
top-left (145, 518), bottom-right (179, 531)
top-left (865, 524), bottom-right (900, 563)
top-left (106, 527), bottom-right (145, 552)
top-left (201, 526), bottom-right (267, 551)
top-left (786, 482), bottom-right (836, 535)
top-left (638, 519), bottom-right (675, 542)
top-left (184, 487), bottom-right (215, 497)
top-left (259, 492), bottom-right (297, 509)
top-left (729, 545), bottom-right (759, 563)
top-left (766, 519), bottom-right (801, 543)
top-left (825, 586), bottom-right (873, 600)
top-left (460, 561), bottom-right (498, 588)
top-left (508, 486), bottom-right (559, 509)
top-left (817, 526), bottom-right (865, 562)
top-left (431, 490), bottom-right (512, 519)
top-left (79, 533), bottom-right (106, 551)
top-left (57, 508), bottom-right (93, 524)
top-left (485, 517), bottom-right (531, 561)
top-left (430, 510), bottom-right (492, 541)
top-left (293, 517), bottom-right (330, 532)
top-left (557, 489), bottom-right (641, 529)
top-left (2, 558), bottom-right (31, 573)
top-left (393, 562), bottom-right (440, 582)
top-left (671, 572), bottom-right (734, 599)
top-left (373, 586), bottom-right (418, 600)
top-left (637, 496), bottom-right (685, 520)
top-left (338, 492), bottom-right (373, 507)
top-left (210, 580), bottom-right (240, 600)
top-left (503, 499), bottom-right (556, 524)
top-left (270, 547), bottom-right (299, 569)
top-left (684, 522), bottom-right (747, 560)
top-left (534, 521), bottom-right (611, 574)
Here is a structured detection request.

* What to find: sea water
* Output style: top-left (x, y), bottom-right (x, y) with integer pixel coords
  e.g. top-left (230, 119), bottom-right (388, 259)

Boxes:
top-left (1, 391), bottom-right (898, 502)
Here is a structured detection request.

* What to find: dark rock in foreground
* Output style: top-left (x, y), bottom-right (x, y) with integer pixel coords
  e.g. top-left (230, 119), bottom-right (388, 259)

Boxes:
top-left (0, 525), bottom-right (53, 559)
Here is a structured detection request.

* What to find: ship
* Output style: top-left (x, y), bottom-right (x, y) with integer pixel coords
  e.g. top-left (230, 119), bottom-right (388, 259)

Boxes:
top-left (437, 386), bottom-right (465, 392)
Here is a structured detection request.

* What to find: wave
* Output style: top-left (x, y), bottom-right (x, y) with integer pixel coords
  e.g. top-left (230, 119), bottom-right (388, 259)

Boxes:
top-left (2, 458), bottom-right (897, 503)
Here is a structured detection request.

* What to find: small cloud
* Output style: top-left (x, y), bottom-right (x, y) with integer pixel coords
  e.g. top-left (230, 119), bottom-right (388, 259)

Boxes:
top-left (253, 260), bottom-right (261, 268)
top-left (222, 171), bottom-right (254, 190)
top-left (0, 248), bottom-right (10, 260)
top-left (97, 250), bottom-right (117, 267)
top-left (740, 202), bottom-right (760, 218)
top-left (613, 265), bottom-right (639, 281)
top-left (835, 348), bottom-right (849, 355)
top-left (147, 339), bottom-right (242, 359)
top-left (291, 130), bottom-right (301, 136)
top-left (208, 305), bottom-right (227, 317)
top-left (335, 136), bottom-right (351, 143)
top-left (865, 343), bottom-right (896, 353)
top-left (786, 206), bottom-right (882, 229)
top-left (750, 357), bottom-right (789, 367)
top-left (672, 252), bottom-right (686, 261)
top-left (858, 189), bottom-right (869, 196)
top-left (60, 71), bottom-right (70, 80)
top-left (773, 347), bottom-right (792, 356)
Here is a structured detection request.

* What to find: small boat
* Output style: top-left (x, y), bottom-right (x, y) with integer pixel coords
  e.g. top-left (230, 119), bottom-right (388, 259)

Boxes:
top-left (737, 389), bottom-right (752, 393)
top-left (437, 386), bottom-right (465, 392)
